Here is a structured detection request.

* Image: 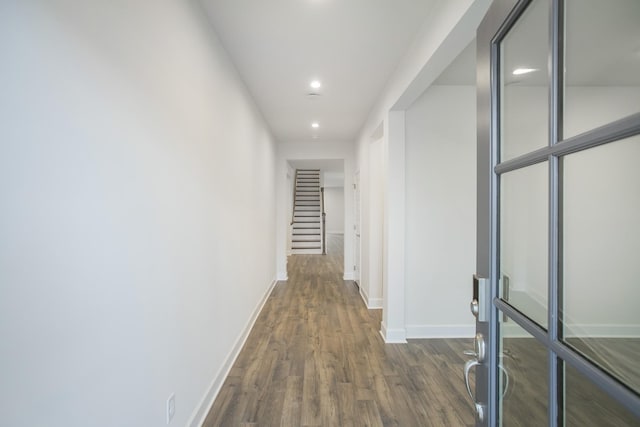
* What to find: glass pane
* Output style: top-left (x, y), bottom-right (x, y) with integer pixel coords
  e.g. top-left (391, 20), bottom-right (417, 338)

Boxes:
top-left (500, 0), bottom-right (550, 161)
top-left (562, 135), bottom-right (640, 394)
top-left (500, 163), bottom-right (548, 328)
top-left (564, 0), bottom-right (640, 139)
top-left (565, 363), bottom-right (639, 426)
top-left (501, 318), bottom-right (548, 426)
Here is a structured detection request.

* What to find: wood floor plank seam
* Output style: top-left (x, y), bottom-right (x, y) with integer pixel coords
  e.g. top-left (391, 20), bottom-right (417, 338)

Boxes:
top-left (203, 235), bottom-right (476, 427)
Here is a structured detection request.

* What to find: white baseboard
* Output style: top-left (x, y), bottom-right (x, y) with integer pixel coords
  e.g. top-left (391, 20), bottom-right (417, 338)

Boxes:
top-left (380, 322), bottom-right (407, 343)
top-left (564, 324), bottom-right (640, 338)
top-left (357, 286), bottom-right (382, 309)
top-left (187, 278), bottom-right (278, 427)
top-left (502, 322), bottom-right (640, 338)
top-left (367, 297), bottom-right (383, 309)
top-left (358, 287), bottom-right (369, 307)
top-left (276, 271), bottom-right (287, 281)
top-left (405, 324), bottom-right (475, 339)
top-left (343, 271), bottom-right (354, 281)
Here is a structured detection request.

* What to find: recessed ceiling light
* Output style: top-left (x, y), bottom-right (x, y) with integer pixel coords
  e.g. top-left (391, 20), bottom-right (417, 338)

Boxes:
top-left (311, 122), bottom-right (320, 129)
top-left (513, 68), bottom-right (538, 75)
top-left (310, 80), bottom-right (322, 89)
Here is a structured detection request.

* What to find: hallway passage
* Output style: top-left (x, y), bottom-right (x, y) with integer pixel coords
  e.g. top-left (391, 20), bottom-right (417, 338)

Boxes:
top-left (203, 235), bottom-right (475, 426)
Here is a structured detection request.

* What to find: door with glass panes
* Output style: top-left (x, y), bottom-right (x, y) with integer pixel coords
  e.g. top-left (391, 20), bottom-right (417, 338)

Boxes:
top-left (470, 0), bottom-right (640, 425)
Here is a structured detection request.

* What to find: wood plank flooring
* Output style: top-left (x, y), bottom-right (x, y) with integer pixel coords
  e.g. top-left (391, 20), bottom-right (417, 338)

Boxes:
top-left (202, 235), bottom-right (476, 426)
top-left (201, 234), bottom-right (640, 426)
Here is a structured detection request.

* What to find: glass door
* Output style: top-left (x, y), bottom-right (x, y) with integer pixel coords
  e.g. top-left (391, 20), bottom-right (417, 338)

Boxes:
top-left (474, 0), bottom-right (640, 425)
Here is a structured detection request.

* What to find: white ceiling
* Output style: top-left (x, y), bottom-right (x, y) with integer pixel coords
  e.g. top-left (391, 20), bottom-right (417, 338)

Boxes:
top-left (200, 0), bottom-right (438, 143)
top-left (434, 0), bottom-right (640, 87)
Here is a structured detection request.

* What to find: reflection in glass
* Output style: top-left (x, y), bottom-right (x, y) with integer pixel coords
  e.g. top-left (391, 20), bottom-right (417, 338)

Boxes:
top-left (500, 163), bottom-right (548, 328)
top-left (501, 319), bottom-right (548, 426)
top-left (562, 135), bottom-right (640, 395)
top-left (500, 0), bottom-right (550, 161)
top-left (564, 0), bottom-right (640, 138)
top-left (565, 363), bottom-right (639, 426)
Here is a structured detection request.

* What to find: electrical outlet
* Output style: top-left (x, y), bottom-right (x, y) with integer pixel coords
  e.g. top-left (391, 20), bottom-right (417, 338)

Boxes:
top-left (166, 393), bottom-right (175, 424)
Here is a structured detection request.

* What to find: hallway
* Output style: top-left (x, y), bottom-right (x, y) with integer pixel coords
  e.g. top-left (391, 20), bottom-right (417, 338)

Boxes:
top-left (203, 235), bottom-right (475, 426)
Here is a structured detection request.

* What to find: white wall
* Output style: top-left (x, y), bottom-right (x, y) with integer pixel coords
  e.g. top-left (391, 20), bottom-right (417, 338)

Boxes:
top-left (354, 0), bottom-right (490, 342)
top-left (286, 164), bottom-right (294, 255)
top-left (405, 85), bottom-right (477, 338)
top-left (323, 187), bottom-right (345, 234)
top-left (365, 137), bottom-right (385, 309)
top-left (276, 142), bottom-right (355, 280)
top-left (0, 2), bottom-right (276, 427)
top-left (500, 85), bottom-right (640, 336)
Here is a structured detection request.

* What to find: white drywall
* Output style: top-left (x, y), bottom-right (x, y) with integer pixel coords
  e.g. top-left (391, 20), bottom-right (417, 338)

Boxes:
top-left (367, 137), bottom-right (385, 309)
top-left (354, 0), bottom-right (490, 341)
top-left (0, 2), bottom-right (276, 427)
top-left (323, 187), bottom-right (345, 234)
top-left (404, 85), bottom-right (477, 338)
top-left (276, 142), bottom-right (355, 280)
top-left (500, 86), bottom-right (640, 336)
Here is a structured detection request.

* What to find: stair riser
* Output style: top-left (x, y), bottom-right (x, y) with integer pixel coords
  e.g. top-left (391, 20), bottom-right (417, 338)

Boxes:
top-left (291, 241), bottom-right (321, 248)
top-left (292, 237), bottom-right (321, 242)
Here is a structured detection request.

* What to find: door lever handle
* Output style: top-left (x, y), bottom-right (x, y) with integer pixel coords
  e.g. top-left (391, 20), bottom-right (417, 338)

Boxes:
top-left (464, 359), bottom-right (480, 401)
top-left (463, 359), bottom-right (486, 422)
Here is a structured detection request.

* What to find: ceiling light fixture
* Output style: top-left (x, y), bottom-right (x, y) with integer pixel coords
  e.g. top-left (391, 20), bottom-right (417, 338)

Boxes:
top-left (513, 67), bottom-right (538, 75)
top-left (311, 122), bottom-right (320, 129)
top-left (310, 80), bottom-right (322, 89)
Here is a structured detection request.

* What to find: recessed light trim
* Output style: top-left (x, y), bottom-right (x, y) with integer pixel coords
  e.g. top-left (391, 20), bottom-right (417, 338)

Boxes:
top-left (311, 122), bottom-right (320, 129)
top-left (513, 67), bottom-right (538, 75)
top-left (310, 80), bottom-right (322, 89)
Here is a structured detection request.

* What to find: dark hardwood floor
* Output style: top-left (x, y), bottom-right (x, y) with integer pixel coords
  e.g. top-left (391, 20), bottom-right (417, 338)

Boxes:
top-left (203, 235), bottom-right (475, 426)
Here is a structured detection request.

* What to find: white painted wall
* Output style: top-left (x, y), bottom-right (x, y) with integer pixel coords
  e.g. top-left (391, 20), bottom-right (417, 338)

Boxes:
top-left (500, 86), bottom-right (640, 336)
top-left (405, 85), bottom-right (477, 338)
top-left (563, 134), bottom-right (640, 336)
top-left (324, 171), bottom-right (345, 188)
top-left (276, 142), bottom-right (355, 280)
top-left (367, 137), bottom-right (385, 309)
top-left (286, 164), bottom-right (294, 255)
top-left (323, 187), bottom-right (345, 234)
top-left (0, 2), bottom-right (276, 427)
top-left (354, 0), bottom-right (490, 342)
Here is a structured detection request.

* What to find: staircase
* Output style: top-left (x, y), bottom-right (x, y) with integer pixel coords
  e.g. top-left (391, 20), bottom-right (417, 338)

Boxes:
top-left (291, 169), bottom-right (323, 254)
